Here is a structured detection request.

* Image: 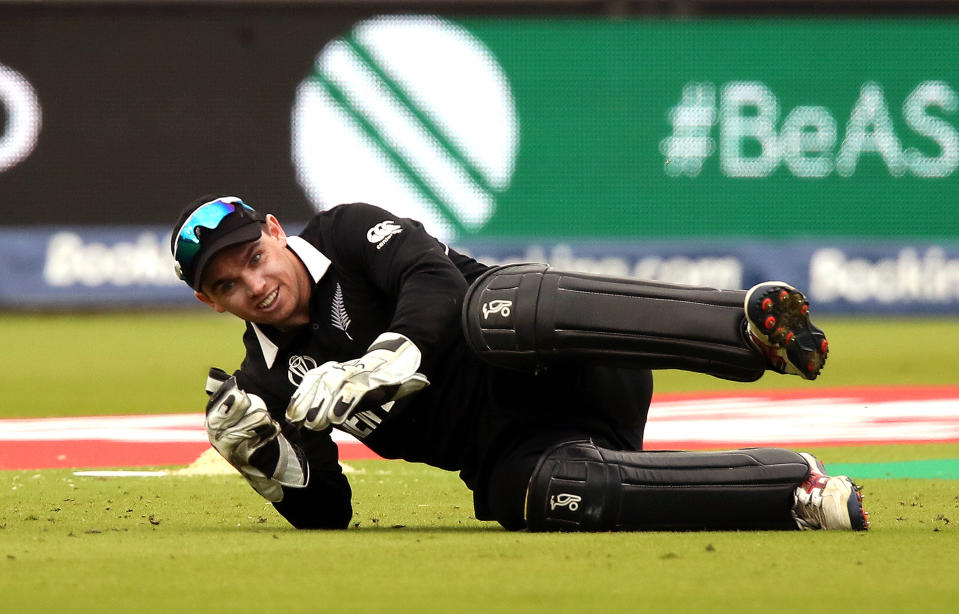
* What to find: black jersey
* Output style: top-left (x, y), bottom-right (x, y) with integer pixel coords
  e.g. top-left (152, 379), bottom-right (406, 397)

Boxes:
top-left (232, 204), bottom-right (499, 482)
top-left (231, 203), bottom-right (648, 524)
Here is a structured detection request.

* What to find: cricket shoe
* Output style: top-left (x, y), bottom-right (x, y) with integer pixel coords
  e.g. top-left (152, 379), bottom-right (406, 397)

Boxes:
top-left (792, 452), bottom-right (869, 531)
top-left (744, 281), bottom-right (828, 380)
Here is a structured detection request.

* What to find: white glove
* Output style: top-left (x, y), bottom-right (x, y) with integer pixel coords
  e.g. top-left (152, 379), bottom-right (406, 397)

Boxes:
top-left (285, 332), bottom-right (429, 432)
top-left (206, 373), bottom-right (307, 502)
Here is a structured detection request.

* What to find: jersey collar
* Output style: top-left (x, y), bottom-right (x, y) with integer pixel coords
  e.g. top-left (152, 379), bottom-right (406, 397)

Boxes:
top-left (286, 235), bottom-right (331, 283)
top-left (250, 322), bottom-right (280, 369)
top-left (250, 235), bottom-right (332, 369)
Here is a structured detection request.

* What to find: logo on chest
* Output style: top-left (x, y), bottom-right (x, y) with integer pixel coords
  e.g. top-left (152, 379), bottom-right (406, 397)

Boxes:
top-left (287, 355), bottom-right (319, 386)
top-left (331, 282), bottom-right (354, 340)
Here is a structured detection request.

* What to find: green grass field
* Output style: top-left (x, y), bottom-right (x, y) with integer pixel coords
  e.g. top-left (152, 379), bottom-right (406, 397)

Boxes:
top-left (2, 313), bottom-right (958, 613)
top-left (3, 312), bottom-right (959, 417)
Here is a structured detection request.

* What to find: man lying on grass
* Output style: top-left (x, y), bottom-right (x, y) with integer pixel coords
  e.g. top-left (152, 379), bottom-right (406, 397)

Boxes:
top-left (170, 195), bottom-right (868, 532)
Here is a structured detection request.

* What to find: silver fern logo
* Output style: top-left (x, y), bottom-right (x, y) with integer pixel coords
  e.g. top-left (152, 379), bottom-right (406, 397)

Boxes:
top-left (331, 282), bottom-right (353, 340)
top-left (291, 15), bottom-right (519, 242)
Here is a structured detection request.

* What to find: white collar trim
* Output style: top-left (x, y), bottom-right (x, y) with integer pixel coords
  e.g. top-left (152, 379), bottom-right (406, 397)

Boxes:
top-left (287, 235), bottom-right (330, 283)
top-left (249, 236), bottom-right (331, 369)
top-left (251, 323), bottom-right (280, 369)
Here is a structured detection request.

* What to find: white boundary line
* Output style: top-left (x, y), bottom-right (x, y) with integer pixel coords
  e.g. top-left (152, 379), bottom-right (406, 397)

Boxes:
top-left (2, 391), bottom-right (958, 448)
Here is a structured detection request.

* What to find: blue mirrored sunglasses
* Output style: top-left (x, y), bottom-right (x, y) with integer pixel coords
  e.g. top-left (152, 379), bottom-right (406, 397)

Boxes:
top-left (173, 198), bottom-right (255, 279)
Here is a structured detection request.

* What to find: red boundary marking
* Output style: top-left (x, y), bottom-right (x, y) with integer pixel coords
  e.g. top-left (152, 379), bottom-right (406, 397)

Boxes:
top-left (0, 441), bottom-right (210, 471)
top-left (0, 441), bottom-right (381, 471)
top-left (650, 385), bottom-right (959, 403)
top-left (645, 438), bottom-right (959, 451)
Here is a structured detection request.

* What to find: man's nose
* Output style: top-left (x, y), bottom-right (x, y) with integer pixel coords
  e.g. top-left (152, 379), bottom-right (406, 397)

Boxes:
top-left (243, 270), bottom-right (268, 296)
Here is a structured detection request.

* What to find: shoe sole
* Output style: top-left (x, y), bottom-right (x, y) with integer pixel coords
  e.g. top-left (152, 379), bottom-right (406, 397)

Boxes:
top-left (745, 282), bottom-right (828, 380)
top-left (825, 476), bottom-right (870, 531)
top-left (846, 480), bottom-right (870, 531)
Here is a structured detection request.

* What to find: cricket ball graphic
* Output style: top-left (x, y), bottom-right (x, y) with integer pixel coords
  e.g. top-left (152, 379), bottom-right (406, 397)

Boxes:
top-left (0, 62), bottom-right (41, 173)
top-left (291, 15), bottom-right (519, 242)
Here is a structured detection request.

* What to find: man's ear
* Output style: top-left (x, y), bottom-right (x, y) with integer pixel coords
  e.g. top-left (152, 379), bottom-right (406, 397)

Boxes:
top-left (265, 214), bottom-right (287, 244)
top-left (195, 290), bottom-right (226, 313)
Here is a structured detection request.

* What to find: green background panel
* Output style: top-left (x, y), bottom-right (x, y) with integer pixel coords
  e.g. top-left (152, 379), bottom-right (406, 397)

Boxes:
top-left (455, 19), bottom-right (959, 239)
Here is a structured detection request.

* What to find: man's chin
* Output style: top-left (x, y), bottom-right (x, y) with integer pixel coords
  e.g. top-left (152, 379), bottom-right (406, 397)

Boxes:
top-left (251, 313), bottom-right (286, 328)
top-left (250, 306), bottom-right (301, 330)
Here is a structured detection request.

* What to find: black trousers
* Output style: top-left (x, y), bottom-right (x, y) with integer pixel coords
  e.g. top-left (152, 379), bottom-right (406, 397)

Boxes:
top-left (482, 364), bottom-right (654, 530)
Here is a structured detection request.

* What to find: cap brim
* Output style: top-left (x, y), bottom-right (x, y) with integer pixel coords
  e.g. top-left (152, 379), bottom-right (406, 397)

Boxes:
top-left (190, 222), bottom-right (265, 290)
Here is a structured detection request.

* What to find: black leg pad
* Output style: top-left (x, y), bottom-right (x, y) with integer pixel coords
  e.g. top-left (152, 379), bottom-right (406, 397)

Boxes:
top-left (525, 441), bottom-right (808, 532)
top-left (462, 263), bottom-right (765, 381)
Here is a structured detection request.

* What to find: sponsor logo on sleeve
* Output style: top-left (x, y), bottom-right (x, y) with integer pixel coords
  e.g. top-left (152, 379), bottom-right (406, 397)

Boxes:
top-left (366, 220), bottom-right (403, 249)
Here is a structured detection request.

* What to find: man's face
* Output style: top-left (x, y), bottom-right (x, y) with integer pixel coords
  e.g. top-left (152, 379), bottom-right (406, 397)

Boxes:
top-left (195, 215), bottom-right (311, 329)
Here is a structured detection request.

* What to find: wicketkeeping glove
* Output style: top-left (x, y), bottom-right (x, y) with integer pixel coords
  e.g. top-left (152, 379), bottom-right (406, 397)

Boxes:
top-left (285, 332), bottom-right (429, 432)
top-left (206, 370), bottom-right (308, 502)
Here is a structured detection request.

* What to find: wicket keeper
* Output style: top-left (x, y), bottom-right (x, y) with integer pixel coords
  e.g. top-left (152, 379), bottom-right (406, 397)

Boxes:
top-left (171, 196), bottom-right (868, 532)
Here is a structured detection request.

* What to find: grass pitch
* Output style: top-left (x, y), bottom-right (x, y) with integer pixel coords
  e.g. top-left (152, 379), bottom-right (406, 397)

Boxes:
top-left (2, 313), bottom-right (959, 613)
top-left (2, 455), bottom-right (958, 614)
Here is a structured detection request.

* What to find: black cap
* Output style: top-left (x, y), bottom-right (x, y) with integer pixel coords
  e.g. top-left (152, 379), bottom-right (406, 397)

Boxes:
top-left (171, 195), bottom-right (265, 291)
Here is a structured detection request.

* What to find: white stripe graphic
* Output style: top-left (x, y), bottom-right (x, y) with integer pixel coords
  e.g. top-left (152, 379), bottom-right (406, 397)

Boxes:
top-left (292, 82), bottom-right (459, 241)
top-left (354, 16), bottom-right (518, 189)
top-left (0, 414), bottom-right (361, 445)
top-left (320, 41), bottom-right (494, 229)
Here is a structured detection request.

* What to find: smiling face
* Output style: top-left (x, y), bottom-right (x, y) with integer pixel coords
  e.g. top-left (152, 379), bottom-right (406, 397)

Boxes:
top-left (195, 214), bottom-right (312, 330)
